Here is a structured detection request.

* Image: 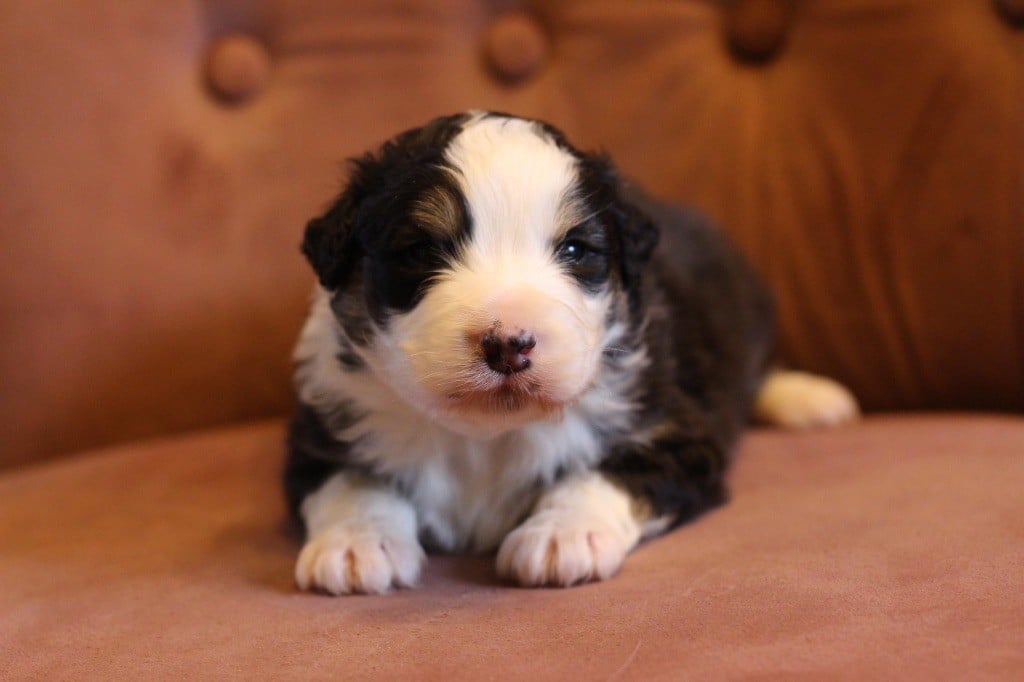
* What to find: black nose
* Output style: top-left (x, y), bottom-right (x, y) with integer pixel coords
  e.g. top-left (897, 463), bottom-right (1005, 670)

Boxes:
top-left (481, 332), bottom-right (536, 375)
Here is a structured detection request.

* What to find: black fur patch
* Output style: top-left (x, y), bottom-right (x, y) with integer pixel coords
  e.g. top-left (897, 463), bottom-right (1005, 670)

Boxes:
top-left (301, 112), bottom-right (473, 329)
top-left (283, 403), bottom-right (358, 519)
top-left (336, 350), bottom-right (364, 371)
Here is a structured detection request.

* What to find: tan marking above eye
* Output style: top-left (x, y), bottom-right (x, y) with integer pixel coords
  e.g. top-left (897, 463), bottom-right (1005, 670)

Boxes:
top-left (553, 189), bottom-right (587, 241)
top-left (411, 186), bottom-right (461, 237)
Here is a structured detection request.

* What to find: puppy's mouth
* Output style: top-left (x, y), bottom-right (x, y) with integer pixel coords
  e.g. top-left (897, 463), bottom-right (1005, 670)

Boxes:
top-left (444, 375), bottom-right (563, 415)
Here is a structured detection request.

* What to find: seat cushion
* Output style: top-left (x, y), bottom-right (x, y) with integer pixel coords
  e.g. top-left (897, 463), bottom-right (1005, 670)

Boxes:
top-left (2, 415), bottom-right (1021, 678)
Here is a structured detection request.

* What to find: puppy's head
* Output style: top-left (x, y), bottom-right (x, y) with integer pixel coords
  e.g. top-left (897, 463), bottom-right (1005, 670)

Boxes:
top-left (303, 112), bottom-right (656, 435)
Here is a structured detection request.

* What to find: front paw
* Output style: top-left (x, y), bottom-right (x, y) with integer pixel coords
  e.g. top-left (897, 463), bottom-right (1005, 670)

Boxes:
top-left (496, 509), bottom-right (634, 587)
top-left (295, 525), bottom-right (426, 595)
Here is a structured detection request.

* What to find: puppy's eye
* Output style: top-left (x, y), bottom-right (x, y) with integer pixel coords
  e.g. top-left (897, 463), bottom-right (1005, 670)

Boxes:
top-left (556, 238), bottom-right (599, 264)
top-left (557, 237), bottom-right (589, 261)
top-left (386, 238), bottom-right (442, 269)
top-left (554, 229), bottom-right (609, 290)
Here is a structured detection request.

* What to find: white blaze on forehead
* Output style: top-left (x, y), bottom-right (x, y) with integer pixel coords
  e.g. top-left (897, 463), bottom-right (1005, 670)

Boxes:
top-left (444, 115), bottom-right (581, 256)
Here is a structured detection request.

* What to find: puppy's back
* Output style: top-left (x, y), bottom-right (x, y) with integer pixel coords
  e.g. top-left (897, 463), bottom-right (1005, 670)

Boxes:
top-left (630, 186), bottom-right (775, 448)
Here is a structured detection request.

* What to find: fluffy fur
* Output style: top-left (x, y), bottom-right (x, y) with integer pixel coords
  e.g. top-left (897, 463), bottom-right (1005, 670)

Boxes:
top-left (285, 111), bottom-right (856, 594)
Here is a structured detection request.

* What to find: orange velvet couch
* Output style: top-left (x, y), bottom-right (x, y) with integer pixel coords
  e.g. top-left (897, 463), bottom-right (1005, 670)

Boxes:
top-left (2, 1), bottom-right (1022, 678)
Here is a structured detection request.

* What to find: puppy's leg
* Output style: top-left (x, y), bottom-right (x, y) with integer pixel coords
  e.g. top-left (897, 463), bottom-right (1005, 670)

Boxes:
top-left (296, 472), bottom-right (425, 595)
top-left (753, 369), bottom-right (860, 429)
top-left (496, 472), bottom-right (647, 587)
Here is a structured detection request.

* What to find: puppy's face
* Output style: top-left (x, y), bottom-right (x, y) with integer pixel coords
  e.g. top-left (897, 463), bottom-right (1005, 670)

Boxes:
top-left (303, 113), bottom-right (655, 435)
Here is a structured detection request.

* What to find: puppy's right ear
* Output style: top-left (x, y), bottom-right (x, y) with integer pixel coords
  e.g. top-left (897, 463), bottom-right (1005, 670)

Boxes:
top-left (301, 190), bottom-right (359, 291)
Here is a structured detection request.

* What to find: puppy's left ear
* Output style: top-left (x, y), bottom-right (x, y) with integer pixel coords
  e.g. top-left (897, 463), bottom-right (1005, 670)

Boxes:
top-left (301, 188), bottom-right (360, 291)
top-left (576, 151), bottom-right (660, 297)
top-left (615, 196), bottom-right (659, 298)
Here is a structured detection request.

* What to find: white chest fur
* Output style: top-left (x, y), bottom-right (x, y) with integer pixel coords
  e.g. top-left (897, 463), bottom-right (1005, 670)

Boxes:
top-left (354, 404), bottom-right (616, 551)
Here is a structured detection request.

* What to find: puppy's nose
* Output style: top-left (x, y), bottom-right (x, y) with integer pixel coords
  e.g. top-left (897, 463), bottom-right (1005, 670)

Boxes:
top-left (481, 332), bottom-right (536, 375)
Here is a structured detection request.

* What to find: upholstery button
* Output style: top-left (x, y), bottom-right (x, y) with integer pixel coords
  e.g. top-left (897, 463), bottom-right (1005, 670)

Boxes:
top-left (995, 0), bottom-right (1024, 26)
top-left (205, 35), bottom-right (272, 103)
top-left (484, 13), bottom-right (548, 83)
top-left (725, 0), bottom-right (791, 63)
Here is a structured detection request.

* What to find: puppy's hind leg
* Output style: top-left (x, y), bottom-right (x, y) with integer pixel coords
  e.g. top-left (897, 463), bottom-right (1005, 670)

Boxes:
top-left (753, 370), bottom-right (860, 430)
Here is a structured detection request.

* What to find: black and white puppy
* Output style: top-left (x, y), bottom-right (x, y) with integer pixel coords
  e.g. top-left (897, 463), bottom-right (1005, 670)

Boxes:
top-left (286, 111), bottom-right (858, 594)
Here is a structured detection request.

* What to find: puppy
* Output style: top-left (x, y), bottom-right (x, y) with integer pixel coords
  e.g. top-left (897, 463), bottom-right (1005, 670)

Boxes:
top-left (286, 111), bottom-right (858, 594)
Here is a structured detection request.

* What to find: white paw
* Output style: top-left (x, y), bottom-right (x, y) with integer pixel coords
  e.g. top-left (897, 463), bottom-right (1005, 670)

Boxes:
top-left (496, 509), bottom-right (634, 587)
top-left (754, 370), bottom-right (860, 430)
top-left (295, 525), bottom-right (425, 595)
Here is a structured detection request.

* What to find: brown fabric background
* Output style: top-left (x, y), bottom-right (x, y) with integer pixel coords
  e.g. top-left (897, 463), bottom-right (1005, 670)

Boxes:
top-left (1, 415), bottom-right (1021, 678)
top-left (2, 0), bottom-right (1023, 468)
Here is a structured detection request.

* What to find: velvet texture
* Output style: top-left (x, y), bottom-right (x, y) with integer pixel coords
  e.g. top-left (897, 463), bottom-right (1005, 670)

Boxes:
top-left (2, 0), bottom-right (1022, 467)
top-left (2, 2), bottom-right (1022, 676)
top-left (2, 416), bottom-right (1021, 678)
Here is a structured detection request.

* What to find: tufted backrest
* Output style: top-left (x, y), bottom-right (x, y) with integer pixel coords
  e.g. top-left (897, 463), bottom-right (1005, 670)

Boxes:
top-left (1, 0), bottom-right (1022, 468)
